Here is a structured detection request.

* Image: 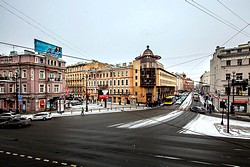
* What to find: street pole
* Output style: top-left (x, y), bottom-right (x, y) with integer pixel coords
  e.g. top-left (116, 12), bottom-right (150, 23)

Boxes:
top-left (85, 73), bottom-right (88, 113)
top-left (227, 78), bottom-right (230, 133)
top-left (221, 108), bottom-right (224, 125)
top-left (15, 72), bottom-right (18, 113)
top-left (231, 71), bottom-right (235, 115)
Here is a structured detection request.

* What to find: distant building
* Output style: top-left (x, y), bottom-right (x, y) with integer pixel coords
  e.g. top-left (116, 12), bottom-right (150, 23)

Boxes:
top-left (0, 50), bottom-right (66, 113)
top-left (66, 46), bottom-right (178, 104)
top-left (199, 71), bottom-right (210, 94)
top-left (210, 42), bottom-right (250, 114)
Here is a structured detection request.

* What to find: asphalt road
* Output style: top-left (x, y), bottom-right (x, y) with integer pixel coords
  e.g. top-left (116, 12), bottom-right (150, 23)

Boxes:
top-left (0, 105), bottom-right (250, 167)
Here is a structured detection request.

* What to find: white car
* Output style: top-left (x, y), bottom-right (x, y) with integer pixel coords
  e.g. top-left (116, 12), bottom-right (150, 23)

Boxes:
top-left (31, 112), bottom-right (52, 121)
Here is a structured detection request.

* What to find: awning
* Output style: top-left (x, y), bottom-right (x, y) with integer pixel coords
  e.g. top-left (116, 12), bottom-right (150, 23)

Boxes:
top-left (234, 99), bottom-right (248, 104)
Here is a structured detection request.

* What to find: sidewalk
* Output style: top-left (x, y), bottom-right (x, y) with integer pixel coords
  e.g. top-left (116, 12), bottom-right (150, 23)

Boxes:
top-left (51, 102), bottom-right (148, 118)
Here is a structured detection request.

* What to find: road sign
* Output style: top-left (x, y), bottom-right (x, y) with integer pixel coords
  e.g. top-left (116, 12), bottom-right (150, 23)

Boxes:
top-left (18, 95), bottom-right (22, 102)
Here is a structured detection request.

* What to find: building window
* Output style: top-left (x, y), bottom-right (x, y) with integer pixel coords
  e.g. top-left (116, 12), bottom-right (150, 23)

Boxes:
top-left (54, 85), bottom-right (59, 92)
top-left (39, 84), bottom-right (45, 93)
top-left (106, 73), bottom-right (108, 77)
top-left (118, 72), bottom-right (120, 77)
top-left (113, 72), bottom-right (116, 77)
top-left (225, 87), bottom-right (230, 95)
top-left (249, 73), bottom-right (250, 80)
top-left (118, 80), bottom-right (120, 86)
top-left (122, 71), bottom-right (124, 76)
top-left (226, 60), bottom-right (231, 66)
top-left (22, 84), bottom-right (27, 93)
top-left (58, 73), bottom-right (62, 80)
top-left (114, 80), bottom-right (116, 86)
top-left (121, 80), bottom-right (124, 85)
top-left (22, 69), bottom-right (27, 78)
top-left (135, 69), bottom-right (138, 73)
top-left (9, 84), bottom-right (14, 93)
top-left (0, 86), bottom-right (4, 93)
top-left (126, 89), bottom-right (128, 94)
top-left (3, 70), bottom-right (6, 77)
top-left (135, 82), bottom-right (138, 86)
top-left (237, 59), bottom-right (242, 66)
top-left (237, 49), bottom-right (242, 52)
top-left (9, 70), bottom-right (13, 78)
top-left (126, 79), bottom-right (128, 85)
top-left (226, 74), bottom-right (231, 80)
top-left (40, 58), bottom-right (44, 64)
top-left (50, 72), bottom-right (55, 79)
top-left (121, 89), bottom-right (124, 94)
top-left (113, 89), bottom-right (116, 94)
top-left (236, 73), bottom-right (243, 80)
top-left (39, 70), bottom-right (45, 79)
top-left (110, 80), bottom-right (112, 86)
top-left (135, 76), bottom-right (138, 80)
top-left (126, 71), bottom-right (128, 76)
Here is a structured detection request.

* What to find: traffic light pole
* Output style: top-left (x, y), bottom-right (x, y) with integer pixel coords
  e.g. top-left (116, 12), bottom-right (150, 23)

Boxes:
top-left (227, 78), bottom-right (230, 133)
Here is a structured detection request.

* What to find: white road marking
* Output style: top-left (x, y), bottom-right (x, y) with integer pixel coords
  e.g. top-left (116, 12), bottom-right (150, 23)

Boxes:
top-left (35, 157), bottom-right (41, 160)
top-left (189, 160), bottom-right (214, 165)
top-left (61, 162), bottom-right (68, 166)
top-left (52, 161), bottom-right (58, 164)
top-left (223, 164), bottom-right (240, 167)
top-left (20, 154), bottom-right (25, 157)
top-left (43, 159), bottom-right (49, 162)
top-left (110, 110), bottom-right (183, 129)
top-left (0, 150), bottom-right (4, 153)
top-left (27, 156), bottom-right (33, 159)
top-left (6, 152), bottom-right (11, 155)
top-left (154, 154), bottom-right (183, 160)
top-left (13, 153), bottom-right (18, 156)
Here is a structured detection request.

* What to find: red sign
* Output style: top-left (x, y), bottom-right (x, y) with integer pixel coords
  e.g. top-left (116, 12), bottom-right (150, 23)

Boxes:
top-left (66, 86), bottom-right (69, 95)
top-left (234, 99), bottom-right (248, 104)
top-left (99, 95), bottom-right (109, 99)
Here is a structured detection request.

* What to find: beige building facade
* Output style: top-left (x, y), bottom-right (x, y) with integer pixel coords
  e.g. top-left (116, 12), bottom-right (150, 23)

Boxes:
top-left (210, 42), bottom-right (250, 114)
top-left (66, 46), bottom-right (178, 105)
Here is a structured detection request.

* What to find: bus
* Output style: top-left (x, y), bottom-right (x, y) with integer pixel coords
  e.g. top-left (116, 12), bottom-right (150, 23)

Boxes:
top-left (164, 96), bottom-right (176, 105)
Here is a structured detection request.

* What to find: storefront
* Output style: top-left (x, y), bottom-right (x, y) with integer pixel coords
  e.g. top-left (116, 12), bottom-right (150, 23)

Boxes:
top-left (233, 99), bottom-right (248, 113)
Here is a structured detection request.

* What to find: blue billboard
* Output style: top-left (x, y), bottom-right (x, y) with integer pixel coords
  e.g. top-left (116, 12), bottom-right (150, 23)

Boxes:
top-left (34, 39), bottom-right (62, 58)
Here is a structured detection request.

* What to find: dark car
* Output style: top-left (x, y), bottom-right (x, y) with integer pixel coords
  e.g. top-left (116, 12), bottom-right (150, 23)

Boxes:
top-left (0, 118), bottom-right (31, 128)
top-left (190, 106), bottom-right (206, 114)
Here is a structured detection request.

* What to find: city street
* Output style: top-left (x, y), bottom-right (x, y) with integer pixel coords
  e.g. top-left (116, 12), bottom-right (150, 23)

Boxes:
top-left (1, 105), bottom-right (250, 167)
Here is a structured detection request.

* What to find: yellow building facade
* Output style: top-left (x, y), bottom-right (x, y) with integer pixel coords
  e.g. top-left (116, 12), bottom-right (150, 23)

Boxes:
top-left (66, 46), bottom-right (177, 104)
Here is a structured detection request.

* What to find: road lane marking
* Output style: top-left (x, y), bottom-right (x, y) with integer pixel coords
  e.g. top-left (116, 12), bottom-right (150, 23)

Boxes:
top-left (0, 150), bottom-right (4, 153)
top-left (35, 157), bottom-right (41, 160)
top-left (154, 154), bottom-right (183, 160)
top-left (27, 156), bottom-right (33, 159)
top-left (109, 110), bottom-right (183, 129)
top-left (20, 154), bottom-right (25, 157)
top-left (13, 153), bottom-right (18, 156)
top-left (189, 160), bottom-right (214, 165)
top-left (6, 152), bottom-right (11, 155)
top-left (43, 159), bottom-right (49, 162)
top-left (61, 162), bottom-right (68, 166)
top-left (52, 161), bottom-right (58, 164)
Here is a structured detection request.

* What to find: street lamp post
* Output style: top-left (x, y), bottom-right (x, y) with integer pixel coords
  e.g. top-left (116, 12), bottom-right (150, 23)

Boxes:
top-left (227, 78), bottom-right (230, 133)
top-left (231, 71), bottom-right (236, 114)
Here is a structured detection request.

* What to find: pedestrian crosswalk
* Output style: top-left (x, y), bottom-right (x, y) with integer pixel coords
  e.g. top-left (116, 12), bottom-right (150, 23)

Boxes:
top-left (109, 110), bottom-right (184, 129)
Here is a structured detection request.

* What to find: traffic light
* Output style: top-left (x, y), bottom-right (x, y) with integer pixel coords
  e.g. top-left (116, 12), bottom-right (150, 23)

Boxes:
top-left (220, 100), bottom-right (226, 109)
top-left (242, 79), bottom-right (248, 91)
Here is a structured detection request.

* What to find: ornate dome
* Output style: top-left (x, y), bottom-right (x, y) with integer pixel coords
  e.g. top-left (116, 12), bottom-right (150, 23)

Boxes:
top-left (135, 45), bottom-right (161, 60)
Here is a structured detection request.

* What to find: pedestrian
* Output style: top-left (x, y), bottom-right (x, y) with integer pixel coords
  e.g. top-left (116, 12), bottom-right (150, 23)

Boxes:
top-left (81, 107), bottom-right (84, 115)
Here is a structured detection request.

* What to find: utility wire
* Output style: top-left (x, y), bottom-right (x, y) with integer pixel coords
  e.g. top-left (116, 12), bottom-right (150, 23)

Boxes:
top-left (0, 2), bottom-right (93, 60)
top-left (185, 0), bottom-right (250, 37)
top-left (217, 0), bottom-right (249, 25)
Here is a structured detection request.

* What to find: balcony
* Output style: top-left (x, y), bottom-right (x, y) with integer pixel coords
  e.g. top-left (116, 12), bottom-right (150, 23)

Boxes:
top-left (48, 78), bottom-right (61, 82)
top-left (0, 76), bottom-right (10, 80)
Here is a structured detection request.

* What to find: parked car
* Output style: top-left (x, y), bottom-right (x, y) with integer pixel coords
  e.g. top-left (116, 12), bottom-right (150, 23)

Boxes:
top-left (0, 118), bottom-right (31, 128)
top-left (32, 112), bottom-right (52, 121)
top-left (0, 112), bottom-right (21, 122)
top-left (190, 106), bottom-right (206, 114)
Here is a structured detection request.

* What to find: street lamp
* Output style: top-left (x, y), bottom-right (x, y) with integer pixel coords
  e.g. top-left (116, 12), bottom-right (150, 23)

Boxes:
top-left (82, 71), bottom-right (89, 114)
top-left (12, 72), bottom-right (20, 113)
top-left (231, 71), bottom-right (236, 114)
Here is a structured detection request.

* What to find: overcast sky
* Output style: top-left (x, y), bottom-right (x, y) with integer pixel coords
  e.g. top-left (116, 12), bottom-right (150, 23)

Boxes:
top-left (0, 0), bottom-right (249, 81)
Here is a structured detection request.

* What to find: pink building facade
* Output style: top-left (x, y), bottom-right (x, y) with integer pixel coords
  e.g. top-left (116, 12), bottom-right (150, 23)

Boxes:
top-left (0, 51), bottom-right (66, 113)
